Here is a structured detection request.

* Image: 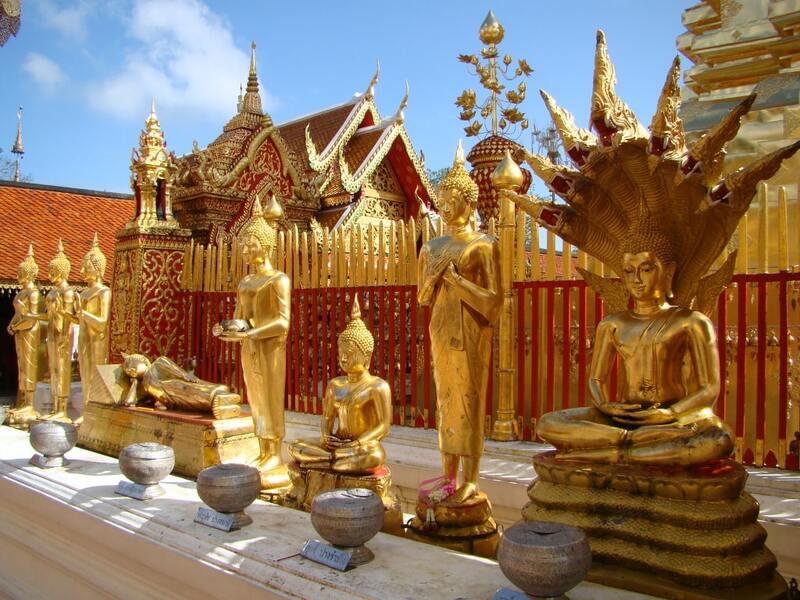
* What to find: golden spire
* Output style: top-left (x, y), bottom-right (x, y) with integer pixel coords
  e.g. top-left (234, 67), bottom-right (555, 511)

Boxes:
top-left (241, 41), bottom-right (263, 115)
top-left (11, 106), bottom-right (23, 182)
top-left (49, 239), bottom-right (71, 280)
top-left (338, 294), bottom-right (375, 357)
top-left (17, 243), bottom-right (38, 282)
top-left (365, 61), bottom-right (380, 101)
top-left (261, 192), bottom-right (284, 220)
top-left (83, 232), bottom-right (107, 279)
top-left (479, 10), bottom-right (504, 45)
top-left (491, 150), bottom-right (524, 191)
top-left (394, 81), bottom-right (409, 124)
top-left (456, 10), bottom-right (532, 138)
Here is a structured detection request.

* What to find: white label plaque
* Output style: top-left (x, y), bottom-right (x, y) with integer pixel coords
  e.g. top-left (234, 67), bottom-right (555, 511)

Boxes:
top-left (115, 481), bottom-right (148, 500)
top-left (194, 506), bottom-right (236, 532)
top-left (301, 539), bottom-right (353, 571)
top-left (492, 588), bottom-right (529, 600)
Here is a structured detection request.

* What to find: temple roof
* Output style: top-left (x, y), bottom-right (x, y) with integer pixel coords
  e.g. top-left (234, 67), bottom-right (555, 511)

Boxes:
top-left (0, 181), bottom-right (133, 286)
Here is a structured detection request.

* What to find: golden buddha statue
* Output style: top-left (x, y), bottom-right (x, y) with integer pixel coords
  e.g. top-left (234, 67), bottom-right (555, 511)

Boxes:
top-left (121, 353), bottom-right (241, 419)
top-left (418, 141), bottom-right (503, 503)
top-left (41, 240), bottom-right (79, 421)
top-left (6, 245), bottom-right (43, 425)
top-left (77, 234), bottom-right (111, 410)
top-left (503, 32), bottom-right (800, 467)
top-left (289, 296), bottom-right (392, 473)
top-left (509, 31), bottom-right (798, 594)
top-left (212, 194), bottom-right (290, 490)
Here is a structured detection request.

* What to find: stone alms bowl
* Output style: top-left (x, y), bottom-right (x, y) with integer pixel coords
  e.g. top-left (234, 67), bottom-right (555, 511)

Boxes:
top-left (310, 488), bottom-right (384, 555)
top-left (119, 442), bottom-right (175, 486)
top-left (196, 463), bottom-right (261, 515)
top-left (498, 521), bottom-right (591, 598)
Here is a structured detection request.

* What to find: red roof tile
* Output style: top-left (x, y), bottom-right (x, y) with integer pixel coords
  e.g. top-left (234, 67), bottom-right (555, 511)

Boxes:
top-left (0, 181), bottom-right (134, 285)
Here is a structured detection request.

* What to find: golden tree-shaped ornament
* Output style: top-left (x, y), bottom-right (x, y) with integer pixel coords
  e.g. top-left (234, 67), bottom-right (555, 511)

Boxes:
top-left (455, 10), bottom-right (533, 224)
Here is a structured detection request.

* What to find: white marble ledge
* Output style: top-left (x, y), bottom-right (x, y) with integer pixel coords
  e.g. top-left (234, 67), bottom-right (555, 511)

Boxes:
top-left (0, 426), bottom-right (653, 600)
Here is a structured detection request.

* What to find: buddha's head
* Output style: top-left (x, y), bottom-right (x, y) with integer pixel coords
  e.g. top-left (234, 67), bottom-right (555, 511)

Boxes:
top-left (81, 234), bottom-right (107, 284)
top-left (122, 353), bottom-right (151, 380)
top-left (17, 245), bottom-right (38, 287)
top-left (239, 195), bottom-right (277, 266)
top-left (338, 296), bottom-right (374, 375)
top-left (48, 240), bottom-right (71, 285)
top-left (438, 141), bottom-right (478, 228)
top-left (620, 217), bottom-right (676, 304)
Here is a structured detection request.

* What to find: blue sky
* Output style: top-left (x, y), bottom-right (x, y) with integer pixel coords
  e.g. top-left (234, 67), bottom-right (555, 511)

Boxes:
top-left (2, 0), bottom-right (694, 195)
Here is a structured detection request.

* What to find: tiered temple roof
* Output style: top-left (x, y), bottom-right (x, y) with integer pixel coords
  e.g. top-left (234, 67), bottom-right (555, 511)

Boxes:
top-left (0, 181), bottom-right (133, 287)
top-left (173, 48), bottom-right (434, 244)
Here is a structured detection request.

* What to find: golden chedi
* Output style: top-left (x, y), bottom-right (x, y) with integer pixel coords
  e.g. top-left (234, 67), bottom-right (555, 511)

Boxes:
top-left (503, 31), bottom-right (799, 599)
top-left (213, 194), bottom-right (291, 491)
top-left (286, 297), bottom-right (400, 529)
top-left (41, 240), bottom-right (80, 422)
top-left (6, 245), bottom-right (44, 425)
top-left (407, 141), bottom-right (503, 556)
top-left (77, 234), bottom-right (111, 418)
top-left (120, 354), bottom-right (241, 420)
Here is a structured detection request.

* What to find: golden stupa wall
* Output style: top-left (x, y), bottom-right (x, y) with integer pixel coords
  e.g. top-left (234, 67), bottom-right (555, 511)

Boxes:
top-left (679, 0), bottom-right (800, 271)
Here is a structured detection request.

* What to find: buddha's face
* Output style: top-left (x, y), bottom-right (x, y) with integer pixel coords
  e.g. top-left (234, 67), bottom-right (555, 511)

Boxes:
top-left (241, 234), bottom-right (266, 265)
top-left (17, 271), bottom-right (32, 287)
top-left (48, 265), bottom-right (64, 284)
top-left (81, 257), bottom-right (99, 283)
top-left (123, 355), bottom-right (150, 379)
top-left (338, 339), bottom-right (369, 374)
top-left (622, 251), bottom-right (673, 302)
top-left (439, 187), bottom-right (472, 227)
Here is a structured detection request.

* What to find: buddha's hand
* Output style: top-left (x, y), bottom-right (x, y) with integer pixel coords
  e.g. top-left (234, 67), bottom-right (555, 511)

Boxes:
top-left (613, 407), bottom-right (677, 426)
top-left (442, 263), bottom-right (460, 285)
top-left (597, 402), bottom-right (641, 417)
top-left (211, 323), bottom-right (224, 337)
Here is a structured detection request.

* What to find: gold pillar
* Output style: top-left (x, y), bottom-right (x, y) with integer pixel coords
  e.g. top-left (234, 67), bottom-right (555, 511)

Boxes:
top-left (490, 150), bottom-right (523, 440)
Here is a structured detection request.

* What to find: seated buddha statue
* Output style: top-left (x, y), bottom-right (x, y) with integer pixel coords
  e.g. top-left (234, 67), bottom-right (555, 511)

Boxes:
top-left (121, 353), bottom-right (241, 420)
top-left (502, 30), bottom-right (800, 467)
top-left (289, 296), bottom-right (392, 474)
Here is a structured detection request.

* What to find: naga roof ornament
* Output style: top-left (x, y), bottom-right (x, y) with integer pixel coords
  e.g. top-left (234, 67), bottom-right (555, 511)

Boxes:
top-left (508, 30), bottom-right (800, 315)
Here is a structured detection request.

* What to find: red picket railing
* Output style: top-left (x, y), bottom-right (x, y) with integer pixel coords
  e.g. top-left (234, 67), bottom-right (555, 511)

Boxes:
top-left (179, 271), bottom-right (800, 470)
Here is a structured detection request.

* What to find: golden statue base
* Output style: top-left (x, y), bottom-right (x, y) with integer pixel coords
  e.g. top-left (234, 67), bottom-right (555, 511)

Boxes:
top-left (78, 402), bottom-right (259, 478)
top-left (523, 452), bottom-right (786, 598)
top-left (276, 462), bottom-right (403, 535)
top-left (405, 492), bottom-right (499, 559)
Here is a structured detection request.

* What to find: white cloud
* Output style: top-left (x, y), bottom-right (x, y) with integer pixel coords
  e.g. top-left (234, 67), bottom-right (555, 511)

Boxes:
top-left (22, 53), bottom-right (65, 91)
top-left (88, 0), bottom-right (275, 120)
top-left (35, 0), bottom-right (93, 41)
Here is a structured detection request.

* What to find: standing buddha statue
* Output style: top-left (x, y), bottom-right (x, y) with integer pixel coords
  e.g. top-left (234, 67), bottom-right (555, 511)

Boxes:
top-left (213, 195), bottom-right (290, 490)
top-left (42, 240), bottom-right (79, 421)
top-left (6, 245), bottom-right (43, 425)
top-left (77, 234), bottom-right (111, 410)
top-left (505, 30), bottom-right (799, 593)
top-left (417, 141), bottom-right (503, 503)
top-left (289, 295), bottom-right (392, 473)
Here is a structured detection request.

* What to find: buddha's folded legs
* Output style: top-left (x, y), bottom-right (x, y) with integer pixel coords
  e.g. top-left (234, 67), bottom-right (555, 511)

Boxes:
top-left (537, 407), bottom-right (628, 450)
top-left (288, 438), bottom-right (332, 466)
top-left (627, 421), bottom-right (733, 466)
top-left (331, 441), bottom-right (384, 474)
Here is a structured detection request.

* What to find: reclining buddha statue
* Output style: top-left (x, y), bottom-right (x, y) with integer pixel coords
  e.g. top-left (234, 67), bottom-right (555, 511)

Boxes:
top-left (503, 30), bottom-right (799, 595)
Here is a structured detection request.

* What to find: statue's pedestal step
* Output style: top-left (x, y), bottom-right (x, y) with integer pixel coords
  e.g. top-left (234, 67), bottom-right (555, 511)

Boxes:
top-left (278, 462), bottom-right (403, 534)
top-left (524, 451), bottom-right (787, 599)
top-left (406, 492), bottom-right (500, 559)
top-left (78, 402), bottom-right (258, 477)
